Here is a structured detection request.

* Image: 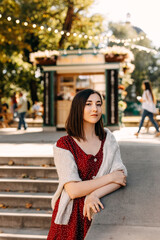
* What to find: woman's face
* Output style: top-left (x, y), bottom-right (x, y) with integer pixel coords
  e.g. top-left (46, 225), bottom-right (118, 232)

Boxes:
top-left (142, 83), bottom-right (145, 90)
top-left (83, 93), bottom-right (102, 124)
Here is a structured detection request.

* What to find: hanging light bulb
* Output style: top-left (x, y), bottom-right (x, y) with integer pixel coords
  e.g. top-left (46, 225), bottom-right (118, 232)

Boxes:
top-left (7, 16), bottom-right (11, 21)
top-left (40, 26), bottom-right (44, 30)
top-left (54, 29), bottom-right (58, 33)
top-left (73, 33), bottom-right (77, 37)
top-left (94, 36), bottom-right (98, 40)
top-left (79, 34), bottom-right (82, 38)
top-left (16, 19), bottom-right (20, 24)
top-left (89, 36), bottom-right (93, 40)
top-left (24, 22), bottom-right (28, 26)
top-left (84, 35), bottom-right (88, 39)
top-left (33, 24), bottom-right (36, 28)
top-left (0, 14), bottom-right (2, 18)
top-left (66, 32), bottom-right (70, 36)
top-left (48, 27), bottom-right (52, 31)
top-left (61, 31), bottom-right (64, 35)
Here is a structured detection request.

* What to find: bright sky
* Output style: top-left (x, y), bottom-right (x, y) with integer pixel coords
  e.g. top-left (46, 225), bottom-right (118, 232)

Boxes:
top-left (90, 0), bottom-right (159, 47)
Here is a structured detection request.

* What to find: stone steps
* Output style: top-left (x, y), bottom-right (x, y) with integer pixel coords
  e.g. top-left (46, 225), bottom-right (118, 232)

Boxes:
top-left (0, 178), bottom-right (58, 192)
top-left (0, 157), bottom-right (54, 166)
top-left (0, 208), bottom-right (52, 228)
top-left (0, 192), bottom-right (52, 209)
top-left (0, 156), bottom-right (56, 239)
top-left (0, 166), bottom-right (58, 178)
top-left (0, 228), bottom-right (48, 240)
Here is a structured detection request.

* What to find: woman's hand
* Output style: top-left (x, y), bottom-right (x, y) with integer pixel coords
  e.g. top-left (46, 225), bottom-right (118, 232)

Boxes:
top-left (83, 193), bottom-right (104, 221)
top-left (109, 170), bottom-right (127, 186)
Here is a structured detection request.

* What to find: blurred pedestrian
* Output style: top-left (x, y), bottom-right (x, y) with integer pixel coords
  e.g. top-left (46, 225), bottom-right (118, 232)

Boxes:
top-left (135, 80), bottom-right (160, 137)
top-left (47, 89), bottom-right (127, 240)
top-left (0, 103), bottom-right (13, 128)
top-left (10, 92), bottom-right (18, 119)
top-left (32, 101), bottom-right (41, 119)
top-left (16, 92), bottom-right (27, 130)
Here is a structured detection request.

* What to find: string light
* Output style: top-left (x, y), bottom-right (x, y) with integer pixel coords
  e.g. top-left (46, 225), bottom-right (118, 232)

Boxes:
top-left (16, 19), bottom-right (20, 24)
top-left (0, 14), bottom-right (156, 55)
top-left (24, 22), bottom-right (28, 26)
top-left (7, 16), bottom-right (11, 21)
top-left (0, 14), bottom-right (148, 44)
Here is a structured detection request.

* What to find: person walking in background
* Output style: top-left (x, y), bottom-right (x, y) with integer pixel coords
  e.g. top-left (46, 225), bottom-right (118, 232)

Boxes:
top-left (32, 101), bottom-right (41, 119)
top-left (10, 92), bottom-right (18, 119)
top-left (135, 80), bottom-right (160, 137)
top-left (16, 92), bottom-right (27, 130)
top-left (47, 89), bottom-right (127, 240)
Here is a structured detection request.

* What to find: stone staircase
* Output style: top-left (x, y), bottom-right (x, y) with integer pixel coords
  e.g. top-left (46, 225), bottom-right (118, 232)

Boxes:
top-left (0, 156), bottom-right (58, 240)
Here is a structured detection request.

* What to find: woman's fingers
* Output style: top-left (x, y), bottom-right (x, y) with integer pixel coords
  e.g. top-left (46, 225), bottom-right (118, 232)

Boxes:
top-left (95, 203), bottom-right (100, 212)
top-left (87, 205), bottom-right (91, 221)
top-left (98, 200), bottom-right (104, 210)
top-left (83, 205), bottom-right (87, 217)
top-left (91, 204), bottom-right (97, 213)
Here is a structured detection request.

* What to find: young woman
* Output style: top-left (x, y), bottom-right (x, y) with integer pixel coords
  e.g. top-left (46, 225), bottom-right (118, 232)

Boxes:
top-left (135, 80), bottom-right (160, 137)
top-left (47, 89), bottom-right (127, 240)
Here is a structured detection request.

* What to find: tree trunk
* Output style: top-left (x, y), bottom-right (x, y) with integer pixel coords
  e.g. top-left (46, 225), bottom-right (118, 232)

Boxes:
top-left (58, 2), bottom-right (74, 49)
top-left (29, 79), bottom-right (38, 104)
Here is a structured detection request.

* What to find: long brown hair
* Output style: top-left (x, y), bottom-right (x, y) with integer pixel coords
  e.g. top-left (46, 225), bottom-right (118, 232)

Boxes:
top-left (65, 89), bottom-right (105, 141)
top-left (143, 80), bottom-right (155, 102)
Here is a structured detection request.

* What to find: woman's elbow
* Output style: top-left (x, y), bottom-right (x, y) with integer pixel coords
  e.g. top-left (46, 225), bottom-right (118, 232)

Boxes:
top-left (64, 183), bottom-right (79, 199)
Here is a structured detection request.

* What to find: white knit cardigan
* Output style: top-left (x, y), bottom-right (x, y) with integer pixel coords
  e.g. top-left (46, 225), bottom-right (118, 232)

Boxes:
top-left (51, 128), bottom-right (127, 225)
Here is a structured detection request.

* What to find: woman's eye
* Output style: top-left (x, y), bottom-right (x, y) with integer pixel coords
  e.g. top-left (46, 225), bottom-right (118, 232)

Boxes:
top-left (86, 103), bottom-right (91, 105)
top-left (97, 104), bottom-right (102, 107)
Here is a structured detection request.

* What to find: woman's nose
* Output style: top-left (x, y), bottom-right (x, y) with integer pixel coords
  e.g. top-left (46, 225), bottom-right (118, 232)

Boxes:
top-left (92, 104), bottom-right (98, 111)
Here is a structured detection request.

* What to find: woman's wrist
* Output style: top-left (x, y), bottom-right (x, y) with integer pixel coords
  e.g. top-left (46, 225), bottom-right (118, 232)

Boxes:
top-left (103, 173), bottom-right (113, 184)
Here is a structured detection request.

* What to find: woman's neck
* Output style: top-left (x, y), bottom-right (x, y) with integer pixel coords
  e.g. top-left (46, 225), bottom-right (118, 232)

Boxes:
top-left (83, 121), bottom-right (96, 141)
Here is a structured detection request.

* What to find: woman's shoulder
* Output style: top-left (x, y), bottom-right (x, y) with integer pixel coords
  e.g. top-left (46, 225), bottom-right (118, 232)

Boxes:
top-left (56, 135), bottom-right (72, 150)
top-left (104, 128), bottom-right (119, 146)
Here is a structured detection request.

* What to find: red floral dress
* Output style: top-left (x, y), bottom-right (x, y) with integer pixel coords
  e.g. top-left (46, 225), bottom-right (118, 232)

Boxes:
top-left (47, 134), bottom-right (106, 240)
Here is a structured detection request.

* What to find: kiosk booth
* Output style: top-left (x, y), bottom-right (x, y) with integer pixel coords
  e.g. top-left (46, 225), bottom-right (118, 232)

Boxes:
top-left (30, 49), bottom-right (121, 130)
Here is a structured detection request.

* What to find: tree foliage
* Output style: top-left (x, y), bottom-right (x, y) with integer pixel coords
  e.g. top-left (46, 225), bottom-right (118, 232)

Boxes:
top-left (109, 22), bottom-right (159, 98)
top-left (0, 0), bottom-right (104, 102)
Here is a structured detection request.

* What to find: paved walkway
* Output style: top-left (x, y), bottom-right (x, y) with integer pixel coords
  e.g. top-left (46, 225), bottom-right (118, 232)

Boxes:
top-left (0, 126), bottom-right (160, 239)
top-left (0, 126), bottom-right (159, 157)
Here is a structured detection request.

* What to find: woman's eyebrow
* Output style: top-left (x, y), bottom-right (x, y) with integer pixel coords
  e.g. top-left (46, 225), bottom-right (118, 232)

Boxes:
top-left (86, 100), bottom-right (101, 103)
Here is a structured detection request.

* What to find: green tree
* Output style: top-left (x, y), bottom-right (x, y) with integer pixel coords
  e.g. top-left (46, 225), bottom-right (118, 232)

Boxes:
top-left (108, 21), bottom-right (158, 99)
top-left (0, 0), bottom-right (104, 102)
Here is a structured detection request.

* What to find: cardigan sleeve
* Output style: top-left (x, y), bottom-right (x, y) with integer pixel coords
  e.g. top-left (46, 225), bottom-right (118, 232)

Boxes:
top-left (51, 144), bottom-right (82, 224)
top-left (104, 129), bottom-right (127, 177)
top-left (109, 145), bottom-right (127, 176)
top-left (53, 144), bottom-right (82, 184)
